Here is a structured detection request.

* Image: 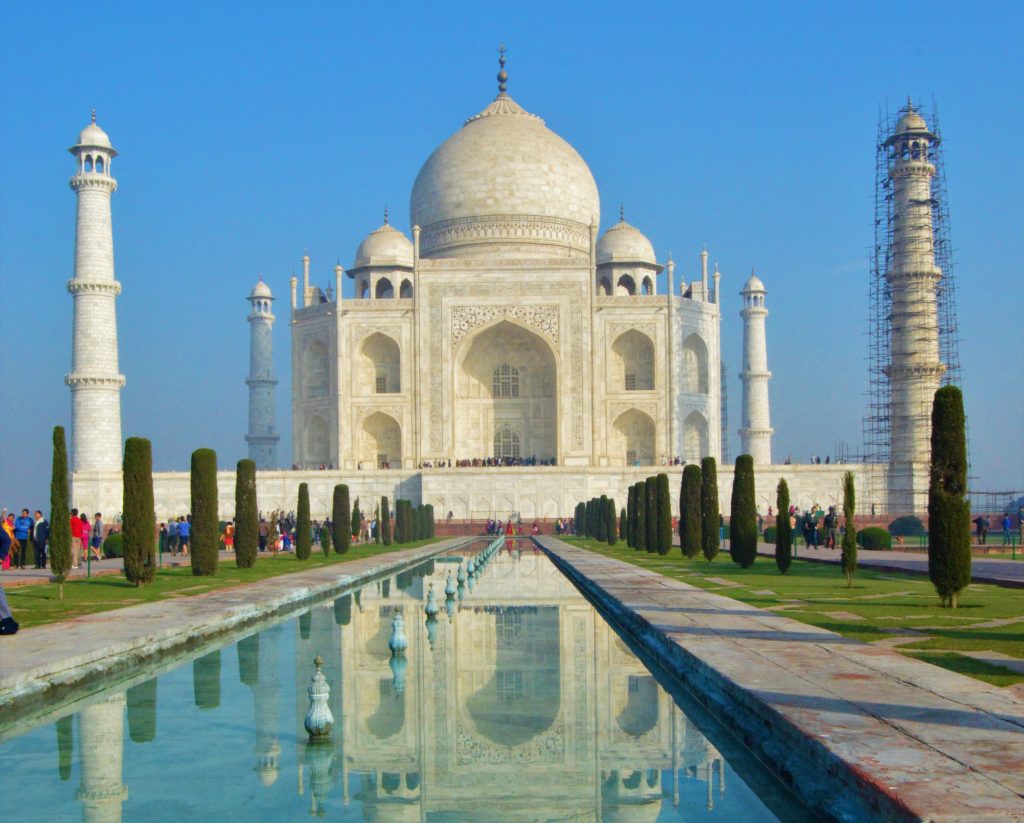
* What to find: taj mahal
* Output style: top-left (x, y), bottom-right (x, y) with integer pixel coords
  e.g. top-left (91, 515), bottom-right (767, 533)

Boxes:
top-left (65, 55), bottom-right (953, 522)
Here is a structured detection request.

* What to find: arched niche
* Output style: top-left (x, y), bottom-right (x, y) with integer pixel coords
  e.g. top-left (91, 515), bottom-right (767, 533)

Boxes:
top-left (454, 320), bottom-right (557, 462)
top-left (641, 276), bottom-right (654, 295)
top-left (615, 273), bottom-right (636, 296)
top-left (375, 277), bottom-right (394, 299)
top-left (681, 333), bottom-right (709, 394)
top-left (598, 277), bottom-right (612, 296)
top-left (399, 279), bottom-right (413, 299)
top-left (616, 675), bottom-right (659, 737)
top-left (361, 411), bottom-right (401, 469)
top-left (611, 330), bottom-right (655, 392)
top-left (302, 340), bottom-right (329, 399)
top-left (612, 408), bottom-right (655, 466)
top-left (683, 410), bottom-right (709, 461)
top-left (357, 333), bottom-right (401, 395)
top-left (304, 415), bottom-right (330, 465)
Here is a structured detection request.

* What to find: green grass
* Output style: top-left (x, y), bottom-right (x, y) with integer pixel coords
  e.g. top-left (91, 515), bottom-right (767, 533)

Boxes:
top-left (565, 537), bottom-right (1024, 687)
top-left (8, 538), bottom-right (440, 630)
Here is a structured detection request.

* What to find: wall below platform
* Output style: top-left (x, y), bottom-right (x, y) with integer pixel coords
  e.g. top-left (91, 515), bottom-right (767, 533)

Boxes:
top-left (89, 462), bottom-right (892, 523)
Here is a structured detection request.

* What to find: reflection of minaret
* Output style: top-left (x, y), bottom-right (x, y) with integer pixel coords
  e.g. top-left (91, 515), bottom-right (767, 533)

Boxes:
top-left (76, 692), bottom-right (128, 823)
top-left (253, 625), bottom-right (282, 787)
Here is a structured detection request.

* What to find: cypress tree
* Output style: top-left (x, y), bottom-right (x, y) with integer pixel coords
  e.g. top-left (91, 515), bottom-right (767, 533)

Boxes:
top-left (413, 505), bottom-right (422, 542)
top-left (49, 426), bottom-right (71, 599)
top-left (332, 485), bottom-right (350, 554)
top-left (729, 455), bottom-right (758, 568)
top-left (596, 495), bottom-right (608, 541)
top-left (775, 479), bottom-right (792, 573)
top-left (127, 678), bottom-right (158, 743)
top-left (193, 650), bottom-right (221, 711)
top-left (626, 485), bottom-right (635, 548)
top-left (398, 500), bottom-right (409, 543)
top-left (656, 473), bottom-right (672, 555)
top-left (680, 464), bottom-right (702, 558)
top-left (320, 525), bottom-right (332, 557)
top-left (381, 496), bottom-right (392, 545)
top-left (574, 502), bottom-right (585, 536)
top-left (374, 503), bottom-right (381, 543)
top-left (927, 386), bottom-right (971, 608)
top-left (619, 508), bottom-right (627, 545)
top-left (237, 634), bottom-right (259, 687)
top-left (294, 483), bottom-right (312, 559)
top-left (234, 459), bottom-right (258, 569)
top-left (122, 437), bottom-right (156, 585)
top-left (841, 471), bottom-right (857, 588)
top-left (634, 482), bottom-right (647, 551)
top-left (645, 477), bottom-right (658, 553)
top-left (605, 496), bottom-right (617, 546)
top-left (351, 497), bottom-right (361, 540)
top-left (425, 504), bottom-right (435, 538)
top-left (583, 499), bottom-right (592, 538)
top-left (190, 448), bottom-right (219, 576)
top-left (700, 457), bottom-right (720, 562)
top-left (57, 716), bottom-right (73, 781)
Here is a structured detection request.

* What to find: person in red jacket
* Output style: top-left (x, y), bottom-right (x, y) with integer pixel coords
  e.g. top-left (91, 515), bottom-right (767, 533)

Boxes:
top-left (70, 507), bottom-right (85, 569)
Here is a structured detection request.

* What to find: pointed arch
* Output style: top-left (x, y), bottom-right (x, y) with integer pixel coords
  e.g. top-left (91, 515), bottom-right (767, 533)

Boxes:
top-left (302, 340), bottom-right (329, 399)
top-left (357, 333), bottom-right (400, 395)
top-left (615, 273), bottom-right (636, 296)
top-left (399, 279), bottom-right (413, 299)
top-left (681, 333), bottom-right (709, 393)
top-left (304, 415), bottom-right (330, 465)
top-left (683, 410), bottom-right (709, 461)
top-left (611, 330), bottom-right (655, 392)
top-left (361, 411), bottom-right (402, 468)
top-left (375, 277), bottom-right (394, 299)
top-left (612, 408), bottom-right (656, 466)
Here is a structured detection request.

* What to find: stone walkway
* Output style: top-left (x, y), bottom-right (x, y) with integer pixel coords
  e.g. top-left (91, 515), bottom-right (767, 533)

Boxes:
top-left (540, 537), bottom-right (1024, 822)
top-left (755, 543), bottom-right (1024, 587)
top-left (0, 540), bottom-right (462, 718)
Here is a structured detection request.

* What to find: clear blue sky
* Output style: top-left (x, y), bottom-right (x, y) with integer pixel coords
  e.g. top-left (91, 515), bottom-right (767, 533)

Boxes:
top-left (1, 0), bottom-right (1021, 509)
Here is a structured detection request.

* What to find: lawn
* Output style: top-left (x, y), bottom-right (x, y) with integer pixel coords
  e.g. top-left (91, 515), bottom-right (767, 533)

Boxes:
top-left (6, 539), bottom-right (440, 630)
top-left (564, 537), bottom-right (1024, 687)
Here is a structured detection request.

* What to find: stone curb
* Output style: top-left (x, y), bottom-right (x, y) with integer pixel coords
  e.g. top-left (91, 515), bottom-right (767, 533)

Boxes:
top-left (0, 540), bottom-right (465, 719)
top-left (539, 538), bottom-right (1024, 822)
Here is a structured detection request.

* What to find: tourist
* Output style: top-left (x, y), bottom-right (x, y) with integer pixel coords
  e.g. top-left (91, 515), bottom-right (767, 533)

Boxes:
top-left (1002, 513), bottom-right (1013, 546)
top-left (32, 510), bottom-right (49, 568)
top-left (78, 513), bottom-right (91, 563)
top-left (13, 509), bottom-right (32, 569)
top-left (178, 516), bottom-right (191, 557)
top-left (0, 581), bottom-right (18, 635)
top-left (258, 518), bottom-right (269, 552)
top-left (90, 512), bottom-right (105, 561)
top-left (70, 507), bottom-right (83, 568)
top-left (973, 513), bottom-right (989, 545)
top-left (0, 516), bottom-right (13, 572)
top-left (531, 521), bottom-right (540, 536)
top-left (825, 506), bottom-right (838, 550)
top-left (223, 521), bottom-right (235, 552)
top-left (167, 518), bottom-right (180, 556)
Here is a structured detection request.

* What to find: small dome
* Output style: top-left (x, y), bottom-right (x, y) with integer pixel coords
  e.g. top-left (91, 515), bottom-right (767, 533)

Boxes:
top-left (895, 102), bottom-right (928, 135)
top-left (742, 272), bottom-right (765, 293)
top-left (250, 278), bottom-right (273, 298)
top-left (71, 116), bottom-right (116, 156)
top-left (597, 218), bottom-right (657, 266)
top-left (353, 222), bottom-right (414, 270)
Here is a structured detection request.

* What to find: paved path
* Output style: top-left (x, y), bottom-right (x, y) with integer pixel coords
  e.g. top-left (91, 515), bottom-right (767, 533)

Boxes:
top-left (0, 540), bottom-right (463, 722)
top-left (540, 537), bottom-right (1024, 822)
top-left (755, 543), bottom-right (1024, 587)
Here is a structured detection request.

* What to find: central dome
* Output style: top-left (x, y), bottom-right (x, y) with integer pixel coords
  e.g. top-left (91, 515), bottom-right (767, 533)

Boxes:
top-left (410, 92), bottom-right (600, 260)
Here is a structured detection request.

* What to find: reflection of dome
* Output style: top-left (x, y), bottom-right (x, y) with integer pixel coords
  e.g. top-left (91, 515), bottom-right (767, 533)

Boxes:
top-left (410, 92), bottom-right (600, 259)
top-left (601, 802), bottom-right (662, 823)
top-left (597, 219), bottom-right (656, 266)
top-left (354, 222), bottom-right (414, 270)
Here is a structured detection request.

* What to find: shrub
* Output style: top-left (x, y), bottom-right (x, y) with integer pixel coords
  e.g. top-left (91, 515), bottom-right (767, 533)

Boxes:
top-left (700, 457), bottom-right (719, 562)
top-left (574, 502), bottom-right (585, 536)
top-left (679, 465), bottom-right (702, 558)
top-left (888, 515), bottom-right (926, 537)
top-left (122, 437), bottom-right (156, 585)
top-left (295, 483), bottom-right (312, 559)
top-left (190, 448), bottom-right (219, 576)
top-left (103, 531), bottom-right (124, 558)
top-left (320, 526), bottom-right (332, 557)
top-left (234, 459), bottom-right (258, 569)
top-left (596, 495), bottom-right (608, 542)
top-left (425, 504), bottom-right (435, 538)
top-left (619, 508), bottom-right (627, 544)
top-left (381, 496), bottom-right (392, 545)
top-left (841, 471), bottom-right (857, 587)
top-left (49, 427), bottom-right (72, 598)
top-left (333, 485), bottom-right (351, 554)
top-left (656, 474), bottom-right (672, 555)
top-left (625, 486), bottom-right (635, 548)
top-left (762, 526), bottom-right (777, 544)
top-left (927, 385), bottom-right (971, 608)
top-left (857, 527), bottom-right (891, 550)
top-left (645, 477), bottom-right (658, 553)
top-left (351, 497), bottom-right (361, 538)
top-left (729, 455), bottom-right (757, 568)
top-left (775, 479), bottom-right (792, 573)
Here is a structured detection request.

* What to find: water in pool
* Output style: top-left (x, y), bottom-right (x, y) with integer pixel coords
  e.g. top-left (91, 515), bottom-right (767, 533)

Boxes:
top-left (0, 540), bottom-right (815, 821)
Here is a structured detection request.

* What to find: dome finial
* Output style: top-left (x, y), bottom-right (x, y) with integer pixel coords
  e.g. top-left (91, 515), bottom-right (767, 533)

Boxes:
top-left (497, 43), bottom-right (508, 95)
top-left (619, 203), bottom-right (625, 222)
top-left (383, 205), bottom-right (389, 225)
top-left (91, 108), bottom-right (96, 124)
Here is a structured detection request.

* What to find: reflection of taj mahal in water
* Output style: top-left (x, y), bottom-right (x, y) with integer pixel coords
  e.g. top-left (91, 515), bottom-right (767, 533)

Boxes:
top-left (67, 548), bottom-right (728, 821)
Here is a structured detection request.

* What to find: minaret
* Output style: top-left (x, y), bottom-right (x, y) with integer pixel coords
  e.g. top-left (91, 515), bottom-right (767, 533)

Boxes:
top-left (246, 277), bottom-right (279, 468)
top-left (884, 99), bottom-right (945, 514)
top-left (66, 112), bottom-right (125, 493)
top-left (738, 271), bottom-right (772, 464)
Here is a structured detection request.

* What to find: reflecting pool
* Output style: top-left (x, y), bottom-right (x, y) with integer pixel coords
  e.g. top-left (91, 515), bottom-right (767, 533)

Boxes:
top-left (0, 540), bottom-right (815, 821)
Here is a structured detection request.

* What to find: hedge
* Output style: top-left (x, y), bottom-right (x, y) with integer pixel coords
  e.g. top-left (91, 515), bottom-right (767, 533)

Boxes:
top-left (857, 527), bottom-right (891, 550)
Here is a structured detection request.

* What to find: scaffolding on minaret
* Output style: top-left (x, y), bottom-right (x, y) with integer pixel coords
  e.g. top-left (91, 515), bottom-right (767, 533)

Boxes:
top-left (720, 359), bottom-right (730, 465)
top-left (863, 99), bottom-right (964, 512)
